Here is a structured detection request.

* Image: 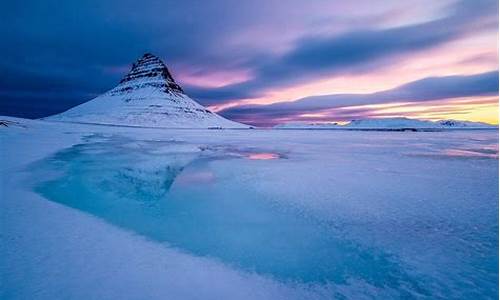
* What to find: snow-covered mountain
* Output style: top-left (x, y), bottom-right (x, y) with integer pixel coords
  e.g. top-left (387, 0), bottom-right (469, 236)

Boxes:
top-left (345, 118), bottom-right (495, 129)
top-left (46, 53), bottom-right (248, 128)
top-left (275, 117), bottom-right (496, 130)
top-left (434, 119), bottom-right (495, 128)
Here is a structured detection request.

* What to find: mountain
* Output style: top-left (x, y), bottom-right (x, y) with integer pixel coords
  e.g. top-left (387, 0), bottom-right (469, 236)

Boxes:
top-left (46, 53), bottom-right (248, 128)
top-left (434, 119), bottom-right (495, 128)
top-left (275, 117), bottom-right (496, 130)
top-left (345, 118), bottom-right (495, 129)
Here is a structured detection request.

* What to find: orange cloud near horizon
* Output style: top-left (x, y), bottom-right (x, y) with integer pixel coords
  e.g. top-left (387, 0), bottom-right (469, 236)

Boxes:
top-left (331, 96), bottom-right (499, 125)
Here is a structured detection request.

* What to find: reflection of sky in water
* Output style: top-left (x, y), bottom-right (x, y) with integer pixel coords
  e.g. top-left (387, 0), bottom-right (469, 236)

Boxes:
top-left (31, 133), bottom-right (498, 298)
top-left (443, 148), bottom-right (498, 158)
top-left (174, 170), bottom-right (216, 186)
top-left (404, 140), bottom-right (499, 159)
top-left (247, 153), bottom-right (280, 160)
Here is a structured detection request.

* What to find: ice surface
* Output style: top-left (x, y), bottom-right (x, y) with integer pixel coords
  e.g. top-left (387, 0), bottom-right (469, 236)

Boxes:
top-left (1, 117), bottom-right (498, 299)
top-left (32, 136), bottom-right (421, 289)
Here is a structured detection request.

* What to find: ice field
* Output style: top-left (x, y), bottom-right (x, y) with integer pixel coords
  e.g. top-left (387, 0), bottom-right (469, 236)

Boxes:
top-left (1, 118), bottom-right (498, 299)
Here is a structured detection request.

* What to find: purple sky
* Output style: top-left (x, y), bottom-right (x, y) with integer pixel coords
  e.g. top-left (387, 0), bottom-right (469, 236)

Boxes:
top-left (1, 0), bottom-right (498, 125)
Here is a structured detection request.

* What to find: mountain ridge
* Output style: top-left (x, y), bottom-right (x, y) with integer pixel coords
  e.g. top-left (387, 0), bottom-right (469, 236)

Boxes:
top-left (275, 117), bottom-right (496, 130)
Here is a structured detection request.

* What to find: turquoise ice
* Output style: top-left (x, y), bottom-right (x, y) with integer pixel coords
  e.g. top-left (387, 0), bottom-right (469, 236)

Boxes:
top-left (32, 131), bottom-right (498, 299)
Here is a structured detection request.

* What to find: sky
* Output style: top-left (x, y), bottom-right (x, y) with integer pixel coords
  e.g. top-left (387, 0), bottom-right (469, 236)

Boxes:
top-left (1, 0), bottom-right (498, 126)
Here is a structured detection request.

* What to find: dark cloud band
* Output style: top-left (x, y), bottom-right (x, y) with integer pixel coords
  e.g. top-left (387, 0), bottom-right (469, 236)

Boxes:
top-left (220, 71), bottom-right (499, 126)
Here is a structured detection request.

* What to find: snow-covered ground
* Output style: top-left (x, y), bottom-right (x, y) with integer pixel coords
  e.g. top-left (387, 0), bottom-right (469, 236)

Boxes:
top-left (1, 116), bottom-right (498, 299)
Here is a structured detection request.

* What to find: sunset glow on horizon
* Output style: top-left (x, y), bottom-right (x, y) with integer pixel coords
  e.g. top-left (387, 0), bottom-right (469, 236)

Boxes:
top-left (1, 0), bottom-right (498, 127)
top-left (196, 30), bottom-right (499, 126)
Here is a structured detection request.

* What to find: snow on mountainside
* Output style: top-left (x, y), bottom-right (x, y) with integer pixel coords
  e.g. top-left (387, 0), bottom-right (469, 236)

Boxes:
top-left (346, 118), bottom-right (495, 129)
top-left (434, 119), bottom-right (494, 128)
top-left (46, 53), bottom-right (248, 128)
top-left (275, 117), bottom-right (496, 130)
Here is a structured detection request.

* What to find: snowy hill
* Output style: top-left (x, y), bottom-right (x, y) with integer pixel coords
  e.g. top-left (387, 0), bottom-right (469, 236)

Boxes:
top-left (346, 118), bottom-right (495, 129)
top-left (434, 119), bottom-right (495, 128)
top-left (46, 53), bottom-right (248, 128)
top-left (275, 117), bottom-right (496, 130)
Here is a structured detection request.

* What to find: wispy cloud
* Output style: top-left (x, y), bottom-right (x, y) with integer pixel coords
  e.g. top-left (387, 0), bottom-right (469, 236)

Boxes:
top-left (188, 0), bottom-right (498, 105)
top-left (220, 71), bottom-right (499, 126)
top-left (0, 0), bottom-right (497, 122)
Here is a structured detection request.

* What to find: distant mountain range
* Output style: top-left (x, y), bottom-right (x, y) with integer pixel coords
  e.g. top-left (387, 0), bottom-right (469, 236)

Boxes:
top-left (275, 117), bottom-right (497, 130)
top-left (46, 53), bottom-right (248, 129)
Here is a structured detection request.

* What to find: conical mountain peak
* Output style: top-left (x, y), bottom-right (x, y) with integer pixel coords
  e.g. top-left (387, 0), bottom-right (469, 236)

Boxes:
top-left (119, 53), bottom-right (183, 93)
top-left (46, 53), bottom-right (248, 128)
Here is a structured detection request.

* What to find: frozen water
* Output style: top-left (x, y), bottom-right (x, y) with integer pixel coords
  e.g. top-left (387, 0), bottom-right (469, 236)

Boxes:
top-left (1, 120), bottom-right (498, 299)
top-left (33, 136), bottom-right (422, 292)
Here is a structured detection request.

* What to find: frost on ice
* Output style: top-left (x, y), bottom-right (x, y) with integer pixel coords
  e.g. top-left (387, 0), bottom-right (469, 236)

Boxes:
top-left (1, 118), bottom-right (498, 299)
